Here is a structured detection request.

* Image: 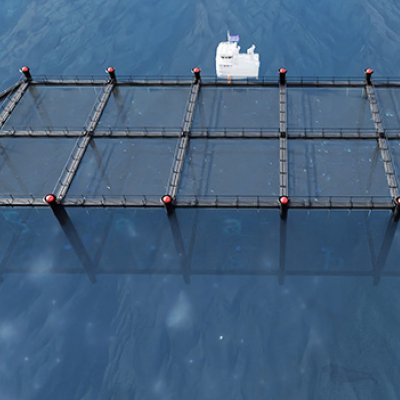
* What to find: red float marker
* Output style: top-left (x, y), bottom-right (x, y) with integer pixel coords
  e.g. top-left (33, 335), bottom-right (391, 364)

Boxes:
top-left (365, 68), bottom-right (374, 85)
top-left (279, 195), bottom-right (289, 219)
top-left (279, 195), bottom-right (289, 205)
top-left (43, 194), bottom-right (57, 205)
top-left (161, 194), bottom-right (173, 205)
top-left (20, 66), bottom-right (32, 80)
top-left (106, 66), bottom-right (116, 81)
top-left (161, 194), bottom-right (174, 214)
top-left (192, 67), bottom-right (201, 83)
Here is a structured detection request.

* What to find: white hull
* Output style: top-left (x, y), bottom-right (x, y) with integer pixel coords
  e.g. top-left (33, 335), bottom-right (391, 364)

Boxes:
top-left (215, 39), bottom-right (260, 80)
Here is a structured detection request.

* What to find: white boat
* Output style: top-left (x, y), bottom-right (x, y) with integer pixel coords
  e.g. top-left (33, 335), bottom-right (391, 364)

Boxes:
top-left (215, 32), bottom-right (260, 80)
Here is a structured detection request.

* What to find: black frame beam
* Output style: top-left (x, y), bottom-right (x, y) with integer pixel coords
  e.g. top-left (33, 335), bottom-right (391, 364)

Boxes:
top-left (54, 82), bottom-right (114, 200)
top-left (0, 128), bottom-right (394, 139)
top-left (166, 79), bottom-right (200, 198)
top-left (0, 81), bottom-right (29, 129)
top-left (0, 195), bottom-right (394, 209)
top-left (365, 82), bottom-right (399, 199)
top-left (0, 81), bottom-right (25, 101)
top-left (279, 76), bottom-right (288, 197)
top-left (9, 76), bottom-right (400, 88)
top-left (1, 74), bottom-right (400, 212)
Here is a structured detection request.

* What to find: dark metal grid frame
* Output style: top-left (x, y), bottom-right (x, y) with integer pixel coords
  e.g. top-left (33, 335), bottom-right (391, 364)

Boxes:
top-left (279, 77), bottom-right (288, 197)
top-left (0, 194), bottom-right (393, 208)
top-left (365, 83), bottom-right (399, 198)
top-left (0, 81), bottom-right (29, 129)
top-left (13, 73), bottom-right (400, 85)
top-left (54, 82), bottom-right (115, 200)
top-left (167, 80), bottom-right (201, 198)
top-left (0, 73), bottom-right (399, 213)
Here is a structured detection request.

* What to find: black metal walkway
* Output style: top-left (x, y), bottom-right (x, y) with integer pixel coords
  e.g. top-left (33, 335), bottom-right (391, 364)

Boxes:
top-left (1, 67), bottom-right (400, 217)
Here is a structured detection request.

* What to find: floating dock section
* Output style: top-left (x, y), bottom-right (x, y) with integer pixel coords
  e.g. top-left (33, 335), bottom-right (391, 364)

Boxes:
top-left (0, 67), bottom-right (400, 283)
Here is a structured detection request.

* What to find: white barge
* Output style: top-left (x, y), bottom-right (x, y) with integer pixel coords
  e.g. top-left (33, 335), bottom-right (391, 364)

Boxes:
top-left (215, 33), bottom-right (260, 79)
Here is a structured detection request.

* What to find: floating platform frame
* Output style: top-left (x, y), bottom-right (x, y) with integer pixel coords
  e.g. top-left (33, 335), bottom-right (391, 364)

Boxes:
top-left (0, 67), bottom-right (400, 214)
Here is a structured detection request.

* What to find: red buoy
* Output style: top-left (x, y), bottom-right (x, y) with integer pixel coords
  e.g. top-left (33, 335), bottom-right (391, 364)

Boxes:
top-left (192, 67), bottom-right (201, 83)
top-left (106, 66), bottom-right (116, 81)
top-left (365, 68), bottom-right (374, 85)
top-left (161, 195), bottom-right (173, 204)
top-left (44, 194), bottom-right (57, 205)
top-left (279, 195), bottom-right (289, 219)
top-left (20, 66), bottom-right (32, 80)
top-left (279, 68), bottom-right (287, 84)
top-left (279, 195), bottom-right (289, 205)
top-left (161, 194), bottom-right (174, 214)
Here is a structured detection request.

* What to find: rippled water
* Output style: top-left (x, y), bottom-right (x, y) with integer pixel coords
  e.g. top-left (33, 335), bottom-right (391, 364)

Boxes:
top-left (1, 1), bottom-right (400, 399)
top-left (1, 0), bottom-right (400, 88)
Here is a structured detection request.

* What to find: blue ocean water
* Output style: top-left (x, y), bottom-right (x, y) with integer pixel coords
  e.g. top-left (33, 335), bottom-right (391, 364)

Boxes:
top-left (1, 1), bottom-right (400, 399)
top-left (1, 0), bottom-right (400, 88)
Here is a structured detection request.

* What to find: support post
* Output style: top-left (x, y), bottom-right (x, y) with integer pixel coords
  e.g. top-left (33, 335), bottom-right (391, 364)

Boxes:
top-left (373, 218), bottom-right (397, 285)
top-left (43, 194), bottom-right (96, 282)
top-left (106, 66), bottom-right (116, 82)
top-left (0, 78), bottom-right (29, 129)
top-left (279, 67), bottom-right (287, 85)
top-left (20, 66), bottom-right (32, 81)
top-left (161, 194), bottom-right (175, 215)
top-left (393, 196), bottom-right (400, 221)
top-left (279, 196), bottom-right (289, 219)
top-left (279, 218), bottom-right (287, 284)
top-left (167, 212), bottom-right (191, 284)
top-left (365, 68), bottom-right (373, 85)
top-left (192, 67), bottom-right (201, 84)
top-left (279, 68), bottom-right (289, 218)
